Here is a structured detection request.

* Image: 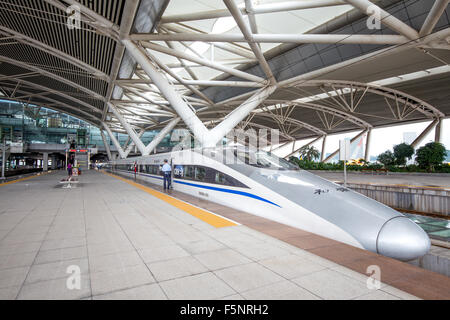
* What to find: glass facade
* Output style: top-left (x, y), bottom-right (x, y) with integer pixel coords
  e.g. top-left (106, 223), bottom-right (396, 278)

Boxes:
top-left (0, 99), bottom-right (174, 149)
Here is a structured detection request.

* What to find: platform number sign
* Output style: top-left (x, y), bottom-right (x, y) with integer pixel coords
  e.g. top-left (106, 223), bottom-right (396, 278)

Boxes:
top-left (339, 139), bottom-right (351, 161)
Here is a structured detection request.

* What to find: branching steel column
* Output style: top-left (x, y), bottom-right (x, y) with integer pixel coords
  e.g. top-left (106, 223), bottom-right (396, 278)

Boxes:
top-left (109, 103), bottom-right (147, 154)
top-left (203, 85), bottom-right (276, 147)
top-left (411, 119), bottom-right (439, 148)
top-left (123, 39), bottom-right (210, 142)
top-left (124, 129), bottom-right (146, 158)
top-left (102, 123), bottom-right (127, 159)
top-left (124, 37), bottom-right (275, 147)
top-left (143, 118), bottom-right (181, 155)
top-left (100, 130), bottom-right (112, 161)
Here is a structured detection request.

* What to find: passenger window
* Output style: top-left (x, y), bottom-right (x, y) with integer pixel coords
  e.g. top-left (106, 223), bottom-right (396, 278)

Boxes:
top-left (195, 167), bottom-right (206, 181)
top-left (185, 166), bottom-right (195, 179)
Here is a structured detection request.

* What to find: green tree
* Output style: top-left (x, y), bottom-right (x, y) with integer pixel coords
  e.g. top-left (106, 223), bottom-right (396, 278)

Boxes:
top-left (377, 150), bottom-right (395, 167)
top-left (393, 143), bottom-right (414, 166)
top-left (415, 142), bottom-right (447, 172)
top-left (298, 145), bottom-right (320, 162)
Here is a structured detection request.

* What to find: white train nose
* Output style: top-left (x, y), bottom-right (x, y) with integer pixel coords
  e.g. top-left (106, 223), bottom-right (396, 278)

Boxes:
top-left (377, 217), bottom-right (430, 261)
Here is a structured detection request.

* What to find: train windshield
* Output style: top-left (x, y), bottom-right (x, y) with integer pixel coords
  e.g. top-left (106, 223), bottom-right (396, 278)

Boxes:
top-left (233, 149), bottom-right (299, 171)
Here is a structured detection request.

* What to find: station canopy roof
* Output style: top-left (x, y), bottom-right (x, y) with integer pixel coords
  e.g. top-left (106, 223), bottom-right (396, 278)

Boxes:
top-left (0, 0), bottom-right (449, 145)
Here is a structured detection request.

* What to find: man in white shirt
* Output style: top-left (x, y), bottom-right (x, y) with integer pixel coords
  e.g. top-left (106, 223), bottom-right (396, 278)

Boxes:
top-left (162, 159), bottom-right (172, 190)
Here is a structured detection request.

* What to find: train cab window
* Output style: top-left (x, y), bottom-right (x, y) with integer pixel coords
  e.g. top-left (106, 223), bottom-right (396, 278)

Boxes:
top-left (215, 172), bottom-right (226, 184)
top-left (195, 167), bottom-right (206, 181)
top-left (234, 149), bottom-right (299, 171)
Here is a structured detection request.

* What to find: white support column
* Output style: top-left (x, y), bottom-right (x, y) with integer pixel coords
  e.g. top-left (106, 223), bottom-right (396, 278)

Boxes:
top-left (100, 130), bottom-right (112, 161)
top-left (123, 39), bottom-right (210, 143)
top-left (1, 143), bottom-right (6, 179)
top-left (108, 103), bottom-right (147, 154)
top-left (124, 129), bottom-right (146, 158)
top-left (43, 152), bottom-right (48, 172)
top-left (321, 135), bottom-right (327, 162)
top-left (364, 129), bottom-right (372, 162)
top-left (143, 118), bottom-right (181, 155)
top-left (435, 118), bottom-right (443, 143)
top-left (411, 119), bottom-right (439, 148)
top-left (203, 85), bottom-right (277, 147)
top-left (102, 123), bottom-right (127, 159)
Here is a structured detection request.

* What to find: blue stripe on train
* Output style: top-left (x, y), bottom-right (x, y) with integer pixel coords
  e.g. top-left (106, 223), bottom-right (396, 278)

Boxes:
top-left (119, 170), bottom-right (281, 208)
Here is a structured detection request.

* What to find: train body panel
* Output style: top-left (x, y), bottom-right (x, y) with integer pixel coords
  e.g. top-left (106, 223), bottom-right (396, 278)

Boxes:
top-left (109, 147), bottom-right (430, 261)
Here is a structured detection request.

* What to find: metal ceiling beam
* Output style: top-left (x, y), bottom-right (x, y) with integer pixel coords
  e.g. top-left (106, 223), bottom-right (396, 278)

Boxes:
top-left (0, 76), bottom-right (102, 116)
top-left (0, 26), bottom-right (109, 80)
top-left (419, 0), bottom-right (450, 36)
top-left (117, 79), bottom-right (265, 88)
top-left (343, 0), bottom-right (419, 40)
top-left (160, 0), bottom-right (347, 23)
top-left (223, 0), bottom-right (275, 84)
top-left (139, 42), bottom-right (267, 83)
top-left (0, 55), bottom-right (105, 101)
top-left (162, 24), bottom-right (255, 59)
top-left (131, 33), bottom-right (408, 45)
top-left (0, 89), bottom-right (100, 125)
top-left (102, 0), bottom-right (141, 121)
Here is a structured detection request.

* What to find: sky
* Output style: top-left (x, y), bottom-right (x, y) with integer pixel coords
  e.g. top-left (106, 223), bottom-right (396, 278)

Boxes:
top-left (272, 118), bottom-right (450, 161)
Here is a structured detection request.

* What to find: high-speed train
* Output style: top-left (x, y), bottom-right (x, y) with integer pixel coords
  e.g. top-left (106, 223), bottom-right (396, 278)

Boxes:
top-left (108, 146), bottom-right (430, 261)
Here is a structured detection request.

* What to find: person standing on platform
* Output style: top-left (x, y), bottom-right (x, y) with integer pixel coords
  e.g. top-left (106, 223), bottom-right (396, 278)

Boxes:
top-left (162, 159), bottom-right (172, 190)
top-left (67, 162), bottom-right (73, 179)
top-left (134, 162), bottom-right (137, 181)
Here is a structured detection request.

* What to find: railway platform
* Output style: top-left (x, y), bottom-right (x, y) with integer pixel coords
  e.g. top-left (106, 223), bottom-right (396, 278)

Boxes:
top-left (0, 170), bottom-right (449, 300)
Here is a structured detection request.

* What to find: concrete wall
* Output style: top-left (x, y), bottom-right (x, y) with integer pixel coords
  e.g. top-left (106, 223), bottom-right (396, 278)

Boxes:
top-left (346, 183), bottom-right (450, 216)
top-left (409, 246), bottom-right (450, 278)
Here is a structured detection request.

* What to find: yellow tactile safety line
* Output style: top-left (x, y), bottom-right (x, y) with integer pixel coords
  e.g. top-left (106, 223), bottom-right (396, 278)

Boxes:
top-left (0, 172), bottom-right (49, 187)
top-left (103, 171), bottom-right (238, 228)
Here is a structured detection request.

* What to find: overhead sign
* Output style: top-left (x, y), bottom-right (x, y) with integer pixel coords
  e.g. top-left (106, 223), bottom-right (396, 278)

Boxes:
top-left (68, 149), bottom-right (88, 153)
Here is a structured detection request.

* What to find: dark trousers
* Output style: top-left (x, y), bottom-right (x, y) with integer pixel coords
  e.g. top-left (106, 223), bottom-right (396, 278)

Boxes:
top-left (163, 172), bottom-right (172, 189)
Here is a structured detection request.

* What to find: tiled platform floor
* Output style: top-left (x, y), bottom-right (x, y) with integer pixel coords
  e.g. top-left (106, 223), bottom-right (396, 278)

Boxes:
top-left (0, 170), bottom-right (437, 300)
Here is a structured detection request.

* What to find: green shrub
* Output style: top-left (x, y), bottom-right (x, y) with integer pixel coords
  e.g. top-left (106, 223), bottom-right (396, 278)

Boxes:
top-left (393, 143), bottom-right (414, 166)
top-left (377, 150), bottom-right (396, 167)
top-left (416, 142), bottom-right (447, 172)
